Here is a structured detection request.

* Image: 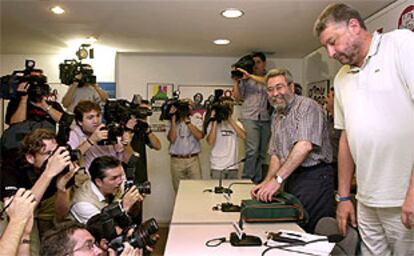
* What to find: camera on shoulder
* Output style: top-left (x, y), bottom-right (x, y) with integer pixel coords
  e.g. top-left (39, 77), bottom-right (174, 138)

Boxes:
top-left (231, 54), bottom-right (255, 80)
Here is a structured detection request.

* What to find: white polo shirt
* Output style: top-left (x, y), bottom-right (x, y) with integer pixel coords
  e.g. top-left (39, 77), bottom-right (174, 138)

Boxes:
top-left (334, 30), bottom-right (414, 207)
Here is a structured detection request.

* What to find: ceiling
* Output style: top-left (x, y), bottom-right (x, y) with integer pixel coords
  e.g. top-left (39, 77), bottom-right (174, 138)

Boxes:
top-left (1, 0), bottom-right (395, 58)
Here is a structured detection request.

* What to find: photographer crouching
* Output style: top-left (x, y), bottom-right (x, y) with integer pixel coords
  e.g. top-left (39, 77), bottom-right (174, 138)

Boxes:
top-left (1, 129), bottom-right (80, 255)
top-left (70, 156), bottom-right (144, 225)
top-left (41, 221), bottom-right (142, 256)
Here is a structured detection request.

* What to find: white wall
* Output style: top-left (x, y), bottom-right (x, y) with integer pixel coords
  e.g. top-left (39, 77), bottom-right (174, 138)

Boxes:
top-left (302, 0), bottom-right (413, 91)
top-left (116, 54), bottom-right (303, 223)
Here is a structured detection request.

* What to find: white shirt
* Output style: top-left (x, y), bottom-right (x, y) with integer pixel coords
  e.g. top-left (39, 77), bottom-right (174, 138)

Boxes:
top-left (207, 121), bottom-right (242, 170)
top-left (334, 30), bottom-right (414, 207)
top-left (70, 182), bottom-right (106, 224)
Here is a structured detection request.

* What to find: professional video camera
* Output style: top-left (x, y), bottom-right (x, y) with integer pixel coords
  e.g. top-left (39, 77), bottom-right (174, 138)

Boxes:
top-left (100, 99), bottom-right (153, 145)
top-left (231, 54), bottom-right (255, 80)
top-left (0, 60), bottom-right (48, 99)
top-left (59, 59), bottom-right (96, 86)
top-left (87, 203), bottom-right (159, 255)
top-left (159, 90), bottom-right (191, 121)
top-left (203, 90), bottom-right (234, 133)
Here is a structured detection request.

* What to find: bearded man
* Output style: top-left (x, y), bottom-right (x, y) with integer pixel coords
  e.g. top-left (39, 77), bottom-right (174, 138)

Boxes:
top-left (251, 68), bottom-right (335, 233)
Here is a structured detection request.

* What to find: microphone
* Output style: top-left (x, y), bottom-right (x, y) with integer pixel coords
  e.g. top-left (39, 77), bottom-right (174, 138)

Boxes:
top-left (214, 158), bottom-right (246, 194)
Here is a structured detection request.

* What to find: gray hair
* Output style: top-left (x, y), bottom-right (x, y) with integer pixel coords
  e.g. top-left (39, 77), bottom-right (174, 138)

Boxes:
top-left (265, 68), bottom-right (294, 85)
top-left (313, 3), bottom-right (367, 37)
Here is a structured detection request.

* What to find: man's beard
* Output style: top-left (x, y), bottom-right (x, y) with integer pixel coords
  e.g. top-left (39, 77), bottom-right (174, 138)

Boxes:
top-left (270, 95), bottom-right (289, 112)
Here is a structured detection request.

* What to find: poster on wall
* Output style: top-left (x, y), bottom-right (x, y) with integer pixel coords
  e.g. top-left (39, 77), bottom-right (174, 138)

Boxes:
top-left (147, 82), bottom-right (174, 132)
top-left (398, 5), bottom-right (414, 32)
top-left (307, 80), bottom-right (330, 107)
top-left (177, 84), bottom-right (233, 128)
top-left (147, 82), bottom-right (174, 110)
top-left (99, 82), bottom-right (116, 98)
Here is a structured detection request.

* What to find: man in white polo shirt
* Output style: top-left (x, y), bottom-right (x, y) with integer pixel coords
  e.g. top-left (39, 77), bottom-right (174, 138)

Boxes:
top-left (315, 3), bottom-right (414, 255)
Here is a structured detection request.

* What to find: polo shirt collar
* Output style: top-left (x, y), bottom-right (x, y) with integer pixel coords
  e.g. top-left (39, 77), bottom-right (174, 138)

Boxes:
top-left (350, 32), bottom-right (381, 72)
top-left (90, 181), bottom-right (106, 202)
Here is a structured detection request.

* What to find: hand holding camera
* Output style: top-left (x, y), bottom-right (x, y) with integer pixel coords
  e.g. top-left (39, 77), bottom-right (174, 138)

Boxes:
top-left (56, 164), bottom-right (81, 192)
top-left (45, 147), bottom-right (71, 178)
top-left (4, 188), bottom-right (36, 223)
top-left (122, 186), bottom-right (144, 212)
top-left (90, 124), bottom-right (109, 144)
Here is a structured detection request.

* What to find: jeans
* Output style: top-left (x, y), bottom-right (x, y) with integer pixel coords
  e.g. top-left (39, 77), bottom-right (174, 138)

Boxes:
top-left (240, 119), bottom-right (270, 184)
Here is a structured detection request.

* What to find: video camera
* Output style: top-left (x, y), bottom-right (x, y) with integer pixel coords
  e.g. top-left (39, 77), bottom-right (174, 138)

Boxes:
top-left (59, 59), bottom-right (96, 86)
top-left (100, 99), bottom-right (153, 145)
top-left (203, 90), bottom-right (233, 133)
top-left (231, 54), bottom-right (255, 80)
top-left (0, 60), bottom-right (48, 100)
top-left (159, 91), bottom-right (191, 121)
top-left (87, 203), bottom-right (159, 255)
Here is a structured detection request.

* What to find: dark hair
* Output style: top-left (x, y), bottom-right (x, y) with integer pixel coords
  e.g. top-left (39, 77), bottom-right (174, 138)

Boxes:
top-left (251, 52), bottom-right (266, 62)
top-left (74, 100), bottom-right (101, 123)
top-left (141, 99), bottom-right (150, 105)
top-left (314, 3), bottom-right (367, 37)
top-left (89, 156), bottom-right (121, 183)
top-left (294, 83), bottom-right (303, 95)
top-left (22, 128), bottom-right (55, 155)
top-left (41, 221), bottom-right (86, 256)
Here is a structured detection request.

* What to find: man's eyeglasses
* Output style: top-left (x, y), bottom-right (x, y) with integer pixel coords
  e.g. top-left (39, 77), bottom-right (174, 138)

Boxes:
top-left (72, 240), bottom-right (99, 253)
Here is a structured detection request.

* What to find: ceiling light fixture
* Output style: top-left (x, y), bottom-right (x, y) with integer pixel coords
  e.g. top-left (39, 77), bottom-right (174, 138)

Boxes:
top-left (221, 8), bottom-right (244, 18)
top-left (86, 36), bottom-right (97, 44)
top-left (51, 6), bottom-right (65, 15)
top-left (213, 39), bottom-right (231, 45)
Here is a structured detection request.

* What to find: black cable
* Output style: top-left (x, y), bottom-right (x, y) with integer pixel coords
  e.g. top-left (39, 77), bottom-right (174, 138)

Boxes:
top-left (205, 237), bottom-right (228, 247)
top-left (262, 237), bottom-right (336, 256)
top-left (226, 182), bottom-right (253, 192)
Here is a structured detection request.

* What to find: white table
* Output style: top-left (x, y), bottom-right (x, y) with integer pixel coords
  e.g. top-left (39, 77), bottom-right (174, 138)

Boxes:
top-left (166, 180), bottom-right (307, 256)
top-left (164, 222), bottom-right (306, 256)
top-left (171, 180), bottom-right (254, 224)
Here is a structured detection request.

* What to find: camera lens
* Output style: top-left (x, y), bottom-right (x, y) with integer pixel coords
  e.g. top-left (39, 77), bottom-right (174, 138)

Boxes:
top-left (137, 181), bottom-right (151, 195)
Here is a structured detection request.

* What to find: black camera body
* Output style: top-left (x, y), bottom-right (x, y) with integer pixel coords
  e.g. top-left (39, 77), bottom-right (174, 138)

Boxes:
top-left (59, 59), bottom-right (96, 86)
top-left (1, 60), bottom-right (48, 100)
top-left (125, 180), bottom-right (151, 195)
top-left (108, 218), bottom-right (159, 255)
top-left (100, 99), bottom-right (153, 145)
top-left (211, 102), bottom-right (231, 123)
top-left (87, 203), bottom-right (159, 255)
top-left (231, 55), bottom-right (255, 80)
top-left (160, 99), bottom-right (190, 121)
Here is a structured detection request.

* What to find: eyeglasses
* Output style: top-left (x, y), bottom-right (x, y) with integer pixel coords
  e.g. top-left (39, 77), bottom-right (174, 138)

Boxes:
top-left (72, 240), bottom-right (99, 253)
top-left (267, 84), bottom-right (288, 93)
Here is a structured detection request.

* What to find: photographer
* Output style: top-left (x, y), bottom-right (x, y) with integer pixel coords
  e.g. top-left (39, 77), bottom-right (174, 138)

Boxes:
top-left (0, 129), bottom-right (79, 254)
top-left (127, 100), bottom-right (161, 185)
top-left (5, 69), bottom-right (65, 126)
top-left (41, 221), bottom-right (141, 256)
top-left (70, 156), bottom-right (144, 224)
top-left (206, 97), bottom-right (246, 179)
top-left (232, 52), bottom-right (271, 184)
top-left (0, 188), bottom-right (36, 256)
top-left (86, 207), bottom-right (158, 255)
top-left (62, 72), bottom-right (108, 113)
top-left (68, 100), bottom-right (134, 170)
top-left (167, 99), bottom-right (203, 192)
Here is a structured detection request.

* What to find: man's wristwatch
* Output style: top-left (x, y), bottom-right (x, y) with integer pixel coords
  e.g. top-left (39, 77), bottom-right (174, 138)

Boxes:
top-left (275, 175), bottom-right (284, 184)
top-left (335, 193), bottom-right (353, 202)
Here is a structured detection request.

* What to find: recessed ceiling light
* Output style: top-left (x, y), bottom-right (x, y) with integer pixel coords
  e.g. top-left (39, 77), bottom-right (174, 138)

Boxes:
top-left (51, 6), bottom-right (65, 15)
top-left (221, 8), bottom-right (244, 18)
top-left (86, 36), bottom-right (97, 43)
top-left (213, 39), bottom-right (231, 45)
